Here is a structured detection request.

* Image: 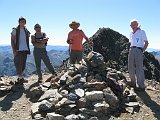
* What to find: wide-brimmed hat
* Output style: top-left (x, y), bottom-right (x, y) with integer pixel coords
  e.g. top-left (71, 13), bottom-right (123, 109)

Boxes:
top-left (69, 21), bottom-right (80, 28)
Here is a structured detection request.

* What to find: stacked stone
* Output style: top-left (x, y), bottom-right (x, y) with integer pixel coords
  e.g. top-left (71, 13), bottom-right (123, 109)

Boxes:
top-left (30, 51), bottom-right (141, 120)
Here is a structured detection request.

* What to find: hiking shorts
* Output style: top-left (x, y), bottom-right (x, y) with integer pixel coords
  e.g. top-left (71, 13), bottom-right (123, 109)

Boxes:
top-left (70, 50), bottom-right (83, 64)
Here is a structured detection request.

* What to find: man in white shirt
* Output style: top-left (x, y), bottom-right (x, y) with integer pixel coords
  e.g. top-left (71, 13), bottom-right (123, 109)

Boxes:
top-left (128, 19), bottom-right (149, 91)
top-left (11, 17), bottom-right (30, 85)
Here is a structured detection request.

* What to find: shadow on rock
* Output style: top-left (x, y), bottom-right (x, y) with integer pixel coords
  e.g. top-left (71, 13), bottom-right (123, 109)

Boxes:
top-left (25, 81), bottom-right (43, 103)
top-left (0, 85), bottom-right (24, 111)
top-left (136, 91), bottom-right (160, 120)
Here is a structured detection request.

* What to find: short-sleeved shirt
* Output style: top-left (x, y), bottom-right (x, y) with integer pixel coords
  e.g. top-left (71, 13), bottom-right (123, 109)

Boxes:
top-left (31, 32), bottom-right (46, 48)
top-left (129, 29), bottom-right (148, 48)
top-left (68, 29), bottom-right (84, 51)
top-left (11, 28), bottom-right (30, 51)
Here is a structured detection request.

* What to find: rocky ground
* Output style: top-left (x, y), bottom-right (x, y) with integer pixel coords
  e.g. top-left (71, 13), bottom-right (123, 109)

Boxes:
top-left (0, 70), bottom-right (160, 120)
top-left (0, 27), bottom-right (160, 120)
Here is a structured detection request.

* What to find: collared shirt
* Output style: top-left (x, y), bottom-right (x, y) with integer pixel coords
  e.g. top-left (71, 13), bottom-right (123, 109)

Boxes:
top-left (11, 28), bottom-right (30, 51)
top-left (68, 29), bottom-right (84, 50)
top-left (129, 29), bottom-right (148, 48)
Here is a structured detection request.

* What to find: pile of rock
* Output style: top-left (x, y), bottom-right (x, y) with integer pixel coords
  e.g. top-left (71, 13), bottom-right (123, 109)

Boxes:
top-left (83, 28), bottom-right (160, 82)
top-left (0, 76), bottom-right (14, 97)
top-left (30, 51), bottom-right (140, 120)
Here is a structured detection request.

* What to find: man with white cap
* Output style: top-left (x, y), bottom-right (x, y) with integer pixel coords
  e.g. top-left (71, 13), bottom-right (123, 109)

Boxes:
top-left (128, 19), bottom-right (149, 91)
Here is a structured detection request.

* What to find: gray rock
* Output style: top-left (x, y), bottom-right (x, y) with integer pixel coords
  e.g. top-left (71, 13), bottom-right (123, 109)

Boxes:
top-left (59, 72), bottom-right (68, 85)
top-left (67, 93), bottom-right (78, 101)
top-left (125, 102), bottom-right (139, 107)
top-left (79, 77), bottom-right (87, 83)
top-left (87, 75), bottom-right (94, 82)
top-left (55, 98), bottom-right (75, 108)
top-left (65, 114), bottom-right (79, 120)
top-left (34, 113), bottom-right (43, 120)
top-left (39, 89), bottom-right (62, 101)
top-left (46, 113), bottom-right (64, 120)
top-left (128, 88), bottom-right (137, 102)
top-left (75, 88), bottom-right (85, 97)
top-left (48, 97), bottom-right (59, 106)
top-left (39, 100), bottom-right (52, 111)
top-left (42, 82), bottom-right (51, 88)
top-left (103, 88), bottom-right (119, 109)
top-left (60, 90), bottom-right (69, 96)
top-left (79, 108), bottom-right (97, 116)
top-left (77, 98), bottom-right (87, 108)
top-left (77, 114), bottom-right (87, 120)
top-left (31, 102), bottom-right (41, 114)
top-left (94, 102), bottom-right (109, 112)
top-left (89, 117), bottom-right (98, 120)
top-left (107, 72), bottom-right (119, 80)
top-left (95, 74), bottom-right (103, 81)
top-left (85, 91), bottom-right (104, 101)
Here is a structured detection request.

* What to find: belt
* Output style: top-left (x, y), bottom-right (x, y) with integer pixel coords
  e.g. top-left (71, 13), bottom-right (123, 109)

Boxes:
top-left (130, 46), bottom-right (143, 51)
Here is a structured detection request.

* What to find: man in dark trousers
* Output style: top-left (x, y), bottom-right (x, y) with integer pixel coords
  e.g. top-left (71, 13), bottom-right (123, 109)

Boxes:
top-left (11, 17), bottom-right (30, 85)
top-left (128, 19), bottom-right (149, 91)
top-left (31, 24), bottom-right (56, 82)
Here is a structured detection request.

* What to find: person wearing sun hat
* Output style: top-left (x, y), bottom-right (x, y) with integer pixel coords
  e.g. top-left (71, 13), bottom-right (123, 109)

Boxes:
top-left (67, 21), bottom-right (93, 64)
top-left (31, 23), bottom-right (56, 83)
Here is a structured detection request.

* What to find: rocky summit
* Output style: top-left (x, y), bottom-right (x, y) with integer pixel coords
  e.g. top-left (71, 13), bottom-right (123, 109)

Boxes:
top-left (0, 28), bottom-right (160, 120)
top-left (84, 28), bottom-right (160, 82)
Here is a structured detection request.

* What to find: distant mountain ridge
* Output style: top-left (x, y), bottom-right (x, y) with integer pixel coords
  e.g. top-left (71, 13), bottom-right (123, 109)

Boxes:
top-left (150, 51), bottom-right (160, 61)
top-left (0, 45), bottom-right (69, 76)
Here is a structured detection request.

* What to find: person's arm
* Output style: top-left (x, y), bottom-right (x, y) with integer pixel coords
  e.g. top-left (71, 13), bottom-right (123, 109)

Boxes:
top-left (81, 30), bottom-right (93, 44)
top-left (67, 33), bottom-right (72, 44)
top-left (141, 30), bottom-right (148, 51)
top-left (11, 34), bottom-right (17, 57)
top-left (143, 41), bottom-right (149, 51)
top-left (41, 38), bottom-right (48, 44)
top-left (41, 33), bottom-right (48, 44)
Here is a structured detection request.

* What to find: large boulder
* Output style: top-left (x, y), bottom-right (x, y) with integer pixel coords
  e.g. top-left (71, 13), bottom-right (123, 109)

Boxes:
top-left (83, 28), bottom-right (160, 82)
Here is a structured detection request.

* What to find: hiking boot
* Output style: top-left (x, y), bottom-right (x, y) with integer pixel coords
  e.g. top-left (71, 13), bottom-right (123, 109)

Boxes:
top-left (127, 81), bottom-right (136, 88)
top-left (52, 71), bottom-right (57, 77)
top-left (38, 77), bottom-right (43, 83)
top-left (21, 78), bottom-right (28, 83)
top-left (135, 87), bottom-right (145, 92)
top-left (15, 78), bottom-right (25, 85)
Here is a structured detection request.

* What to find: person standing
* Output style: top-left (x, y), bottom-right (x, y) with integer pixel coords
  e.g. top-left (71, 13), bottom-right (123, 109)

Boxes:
top-left (128, 19), bottom-right (149, 91)
top-left (11, 17), bottom-right (30, 85)
top-left (67, 21), bottom-right (92, 64)
top-left (31, 24), bottom-right (56, 82)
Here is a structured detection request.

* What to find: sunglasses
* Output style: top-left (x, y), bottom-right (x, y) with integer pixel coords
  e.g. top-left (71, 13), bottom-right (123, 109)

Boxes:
top-left (35, 26), bottom-right (41, 28)
top-left (20, 20), bottom-right (26, 23)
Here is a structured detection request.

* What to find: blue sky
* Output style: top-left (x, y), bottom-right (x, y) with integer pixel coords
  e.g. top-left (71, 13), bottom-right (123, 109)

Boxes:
top-left (0, 0), bottom-right (159, 49)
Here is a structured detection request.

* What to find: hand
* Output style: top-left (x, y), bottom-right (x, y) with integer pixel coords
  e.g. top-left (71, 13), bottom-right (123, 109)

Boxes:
top-left (13, 50), bottom-right (17, 57)
top-left (88, 40), bottom-right (93, 45)
top-left (67, 39), bottom-right (73, 44)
